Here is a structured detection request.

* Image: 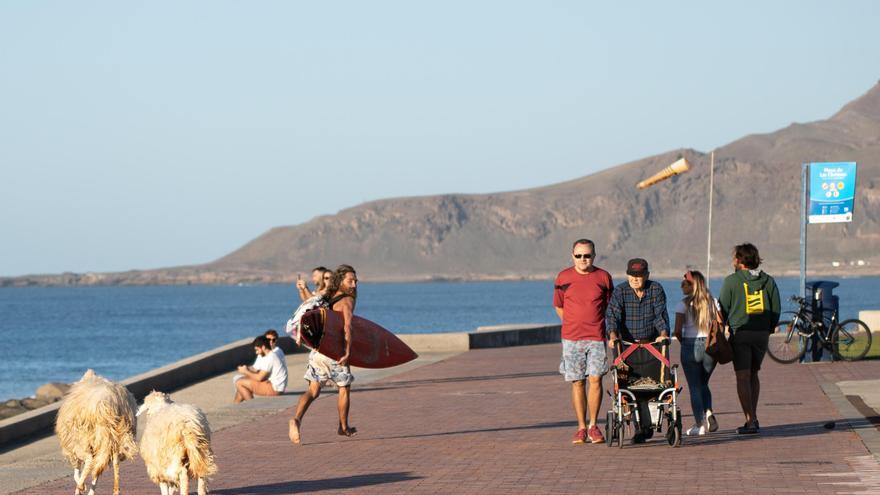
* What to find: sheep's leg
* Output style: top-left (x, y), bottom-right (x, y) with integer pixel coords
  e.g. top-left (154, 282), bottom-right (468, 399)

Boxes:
top-left (160, 482), bottom-right (169, 495)
top-left (73, 465), bottom-right (84, 495)
top-left (86, 475), bottom-right (98, 495)
top-left (112, 455), bottom-right (120, 495)
top-left (197, 477), bottom-right (208, 495)
top-left (179, 471), bottom-right (189, 495)
top-left (77, 457), bottom-right (94, 494)
top-left (86, 456), bottom-right (106, 495)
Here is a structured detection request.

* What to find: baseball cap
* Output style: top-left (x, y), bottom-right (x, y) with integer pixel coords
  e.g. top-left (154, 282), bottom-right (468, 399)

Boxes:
top-left (626, 258), bottom-right (649, 277)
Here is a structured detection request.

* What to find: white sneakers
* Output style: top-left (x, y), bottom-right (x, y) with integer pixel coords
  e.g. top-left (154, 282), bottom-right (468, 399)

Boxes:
top-left (706, 410), bottom-right (719, 432)
top-left (686, 423), bottom-right (707, 436)
top-left (686, 410), bottom-right (718, 436)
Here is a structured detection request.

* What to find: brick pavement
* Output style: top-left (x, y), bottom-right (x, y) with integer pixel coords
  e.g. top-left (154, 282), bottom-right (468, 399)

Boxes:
top-left (18, 343), bottom-right (880, 494)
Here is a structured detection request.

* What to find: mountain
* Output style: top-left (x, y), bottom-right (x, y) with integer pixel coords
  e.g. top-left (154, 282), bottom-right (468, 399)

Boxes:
top-left (4, 83), bottom-right (880, 286)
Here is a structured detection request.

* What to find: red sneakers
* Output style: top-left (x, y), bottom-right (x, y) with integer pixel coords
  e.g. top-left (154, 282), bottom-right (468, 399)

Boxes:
top-left (572, 428), bottom-right (588, 444)
top-left (588, 425), bottom-right (605, 444)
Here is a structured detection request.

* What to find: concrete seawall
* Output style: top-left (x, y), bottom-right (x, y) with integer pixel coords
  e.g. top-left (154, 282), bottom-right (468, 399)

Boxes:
top-left (0, 323), bottom-right (560, 448)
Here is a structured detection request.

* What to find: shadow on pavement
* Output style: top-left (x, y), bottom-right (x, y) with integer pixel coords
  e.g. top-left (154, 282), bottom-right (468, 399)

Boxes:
top-left (304, 420), bottom-right (578, 446)
top-left (211, 472), bottom-right (422, 494)
top-left (676, 419), bottom-right (856, 447)
top-left (351, 370), bottom-right (560, 393)
top-left (350, 418), bottom-right (856, 449)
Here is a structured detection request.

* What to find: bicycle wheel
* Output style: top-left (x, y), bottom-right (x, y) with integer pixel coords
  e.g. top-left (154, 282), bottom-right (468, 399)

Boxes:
top-left (832, 319), bottom-right (873, 361)
top-left (767, 320), bottom-right (807, 364)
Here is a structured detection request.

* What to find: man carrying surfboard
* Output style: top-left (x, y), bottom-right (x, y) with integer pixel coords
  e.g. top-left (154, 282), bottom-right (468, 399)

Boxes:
top-left (289, 264), bottom-right (358, 444)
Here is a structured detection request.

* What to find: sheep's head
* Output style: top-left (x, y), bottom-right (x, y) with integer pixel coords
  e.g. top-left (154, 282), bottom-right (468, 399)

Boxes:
top-left (136, 390), bottom-right (172, 417)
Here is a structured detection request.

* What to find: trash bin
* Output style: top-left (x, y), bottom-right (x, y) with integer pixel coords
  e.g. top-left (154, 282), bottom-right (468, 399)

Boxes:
top-left (805, 281), bottom-right (839, 323)
top-left (803, 281), bottom-right (840, 362)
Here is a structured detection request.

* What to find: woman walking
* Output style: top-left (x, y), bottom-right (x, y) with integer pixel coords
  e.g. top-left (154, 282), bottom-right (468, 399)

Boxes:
top-left (673, 270), bottom-right (719, 436)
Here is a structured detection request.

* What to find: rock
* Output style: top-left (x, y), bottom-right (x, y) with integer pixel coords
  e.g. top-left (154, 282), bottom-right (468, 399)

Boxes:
top-left (21, 397), bottom-right (53, 410)
top-left (35, 382), bottom-right (70, 401)
top-left (0, 399), bottom-right (27, 420)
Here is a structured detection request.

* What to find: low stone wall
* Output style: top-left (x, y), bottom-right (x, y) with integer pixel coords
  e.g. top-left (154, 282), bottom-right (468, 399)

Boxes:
top-left (0, 336), bottom-right (303, 447)
top-left (470, 324), bottom-right (561, 348)
top-left (120, 335), bottom-right (301, 400)
top-left (396, 324), bottom-right (562, 352)
top-left (0, 324), bottom-right (560, 448)
top-left (859, 311), bottom-right (879, 334)
top-left (397, 332), bottom-right (470, 352)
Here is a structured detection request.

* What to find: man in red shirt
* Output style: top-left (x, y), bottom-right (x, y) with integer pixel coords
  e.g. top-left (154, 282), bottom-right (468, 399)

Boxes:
top-left (554, 239), bottom-right (614, 444)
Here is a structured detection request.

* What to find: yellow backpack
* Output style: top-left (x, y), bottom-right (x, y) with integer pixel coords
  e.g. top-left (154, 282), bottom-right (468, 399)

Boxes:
top-left (743, 282), bottom-right (765, 315)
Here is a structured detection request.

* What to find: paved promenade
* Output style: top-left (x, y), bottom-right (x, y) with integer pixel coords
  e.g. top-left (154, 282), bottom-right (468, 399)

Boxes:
top-left (11, 343), bottom-right (880, 494)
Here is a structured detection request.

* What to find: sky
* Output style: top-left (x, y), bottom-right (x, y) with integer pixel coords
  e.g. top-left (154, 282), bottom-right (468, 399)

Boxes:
top-left (1, 1), bottom-right (879, 276)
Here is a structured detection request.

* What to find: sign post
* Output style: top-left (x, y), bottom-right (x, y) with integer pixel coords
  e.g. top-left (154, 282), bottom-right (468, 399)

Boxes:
top-left (800, 161), bottom-right (858, 297)
top-left (706, 151), bottom-right (714, 280)
top-left (800, 164), bottom-right (808, 299)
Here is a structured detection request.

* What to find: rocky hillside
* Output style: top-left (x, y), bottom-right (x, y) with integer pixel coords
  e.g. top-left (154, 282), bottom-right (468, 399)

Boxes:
top-left (4, 83), bottom-right (880, 286)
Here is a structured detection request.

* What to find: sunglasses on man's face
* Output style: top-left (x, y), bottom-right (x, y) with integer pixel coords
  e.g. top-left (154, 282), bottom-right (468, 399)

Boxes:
top-left (573, 253), bottom-right (594, 259)
top-left (267, 337), bottom-right (276, 342)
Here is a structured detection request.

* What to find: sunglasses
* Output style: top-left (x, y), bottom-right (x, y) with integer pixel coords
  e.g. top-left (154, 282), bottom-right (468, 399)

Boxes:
top-left (573, 253), bottom-right (594, 259)
top-left (266, 337), bottom-right (277, 342)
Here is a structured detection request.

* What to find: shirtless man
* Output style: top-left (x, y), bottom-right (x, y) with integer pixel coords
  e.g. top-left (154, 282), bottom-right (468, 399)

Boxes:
top-left (289, 264), bottom-right (358, 444)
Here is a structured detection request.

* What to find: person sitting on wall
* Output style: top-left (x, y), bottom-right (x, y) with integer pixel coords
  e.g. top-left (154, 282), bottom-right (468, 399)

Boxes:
top-left (233, 336), bottom-right (288, 403)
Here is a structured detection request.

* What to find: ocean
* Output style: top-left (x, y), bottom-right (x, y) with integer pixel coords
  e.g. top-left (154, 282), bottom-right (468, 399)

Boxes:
top-left (1, 277), bottom-right (877, 401)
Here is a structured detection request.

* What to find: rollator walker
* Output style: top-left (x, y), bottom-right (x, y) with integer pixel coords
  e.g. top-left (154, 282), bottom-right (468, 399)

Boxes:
top-left (605, 338), bottom-right (682, 447)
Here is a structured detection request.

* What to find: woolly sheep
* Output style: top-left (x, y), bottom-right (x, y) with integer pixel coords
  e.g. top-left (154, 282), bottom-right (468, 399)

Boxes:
top-left (136, 391), bottom-right (218, 495)
top-left (55, 369), bottom-right (138, 495)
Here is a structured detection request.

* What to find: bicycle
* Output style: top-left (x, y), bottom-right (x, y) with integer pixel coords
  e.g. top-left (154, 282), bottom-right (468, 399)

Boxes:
top-left (767, 295), bottom-right (873, 364)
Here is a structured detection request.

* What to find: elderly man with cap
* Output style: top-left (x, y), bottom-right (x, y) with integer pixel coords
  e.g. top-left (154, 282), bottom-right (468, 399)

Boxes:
top-left (605, 258), bottom-right (670, 443)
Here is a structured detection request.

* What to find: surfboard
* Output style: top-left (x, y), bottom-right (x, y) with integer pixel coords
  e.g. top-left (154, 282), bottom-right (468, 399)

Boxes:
top-left (298, 308), bottom-right (418, 369)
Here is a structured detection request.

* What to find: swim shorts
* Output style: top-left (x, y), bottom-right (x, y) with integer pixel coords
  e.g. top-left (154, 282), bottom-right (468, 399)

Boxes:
top-left (304, 350), bottom-right (355, 387)
top-left (559, 339), bottom-right (609, 381)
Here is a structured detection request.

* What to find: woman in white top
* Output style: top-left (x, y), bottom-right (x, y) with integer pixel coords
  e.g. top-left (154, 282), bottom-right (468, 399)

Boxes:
top-left (673, 270), bottom-right (719, 436)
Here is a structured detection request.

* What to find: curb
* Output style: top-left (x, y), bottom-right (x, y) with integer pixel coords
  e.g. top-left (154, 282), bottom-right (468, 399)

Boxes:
top-left (820, 380), bottom-right (880, 462)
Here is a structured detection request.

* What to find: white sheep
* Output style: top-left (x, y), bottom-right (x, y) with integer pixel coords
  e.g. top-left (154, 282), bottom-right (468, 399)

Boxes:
top-left (136, 390), bottom-right (218, 495)
top-left (55, 369), bottom-right (138, 495)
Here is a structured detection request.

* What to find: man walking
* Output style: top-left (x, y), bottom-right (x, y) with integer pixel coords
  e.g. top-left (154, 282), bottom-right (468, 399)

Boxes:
top-left (605, 258), bottom-right (669, 443)
top-left (289, 264), bottom-right (359, 444)
top-left (718, 243), bottom-right (780, 434)
top-left (554, 239), bottom-right (614, 444)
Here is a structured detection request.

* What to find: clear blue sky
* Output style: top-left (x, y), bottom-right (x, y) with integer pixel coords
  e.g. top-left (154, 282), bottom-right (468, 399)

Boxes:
top-left (2, 1), bottom-right (878, 276)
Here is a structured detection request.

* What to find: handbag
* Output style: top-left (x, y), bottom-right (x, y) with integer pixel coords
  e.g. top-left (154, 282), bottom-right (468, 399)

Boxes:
top-left (705, 306), bottom-right (733, 364)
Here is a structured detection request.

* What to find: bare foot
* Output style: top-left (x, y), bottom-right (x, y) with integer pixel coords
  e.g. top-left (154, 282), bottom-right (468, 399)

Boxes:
top-left (289, 418), bottom-right (301, 444)
top-left (337, 425), bottom-right (358, 437)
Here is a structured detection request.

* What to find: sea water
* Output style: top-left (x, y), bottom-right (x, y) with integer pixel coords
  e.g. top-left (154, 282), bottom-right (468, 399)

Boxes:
top-left (1, 277), bottom-right (877, 401)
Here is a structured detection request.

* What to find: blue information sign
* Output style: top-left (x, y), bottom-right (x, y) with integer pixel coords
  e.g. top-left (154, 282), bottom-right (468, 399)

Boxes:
top-left (809, 162), bottom-right (857, 224)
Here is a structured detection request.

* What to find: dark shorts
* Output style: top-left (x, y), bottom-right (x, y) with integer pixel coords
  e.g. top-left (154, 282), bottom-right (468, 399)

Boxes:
top-left (730, 330), bottom-right (770, 371)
